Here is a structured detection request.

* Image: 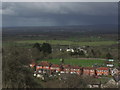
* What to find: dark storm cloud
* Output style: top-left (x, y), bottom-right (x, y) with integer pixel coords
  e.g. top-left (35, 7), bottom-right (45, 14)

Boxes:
top-left (2, 2), bottom-right (118, 27)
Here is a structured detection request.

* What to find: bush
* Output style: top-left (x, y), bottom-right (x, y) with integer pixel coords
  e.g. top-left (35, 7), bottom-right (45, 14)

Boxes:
top-left (2, 46), bottom-right (42, 88)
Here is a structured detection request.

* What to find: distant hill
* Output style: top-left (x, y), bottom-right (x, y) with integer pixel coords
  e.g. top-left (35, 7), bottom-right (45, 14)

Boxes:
top-left (2, 24), bottom-right (118, 36)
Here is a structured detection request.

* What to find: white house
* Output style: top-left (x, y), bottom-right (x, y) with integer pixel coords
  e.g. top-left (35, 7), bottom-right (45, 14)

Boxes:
top-left (110, 68), bottom-right (119, 76)
top-left (108, 59), bottom-right (114, 62)
top-left (77, 47), bottom-right (87, 54)
top-left (106, 64), bottom-right (114, 67)
top-left (66, 48), bottom-right (74, 52)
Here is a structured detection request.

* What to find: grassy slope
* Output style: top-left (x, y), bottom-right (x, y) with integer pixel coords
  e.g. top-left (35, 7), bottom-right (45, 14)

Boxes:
top-left (38, 58), bottom-right (118, 67)
top-left (38, 58), bottom-right (105, 67)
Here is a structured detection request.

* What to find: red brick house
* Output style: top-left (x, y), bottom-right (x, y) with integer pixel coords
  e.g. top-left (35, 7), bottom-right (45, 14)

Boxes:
top-left (70, 66), bottom-right (82, 75)
top-left (29, 59), bottom-right (36, 68)
top-left (96, 67), bottom-right (109, 76)
top-left (83, 67), bottom-right (96, 76)
top-left (36, 61), bottom-right (51, 71)
top-left (63, 64), bottom-right (71, 73)
top-left (36, 63), bottom-right (43, 71)
top-left (29, 62), bottom-right (36, 68)
top-left (50, 64), bottom-right (61, 72)
top-left (34, 61), bottom-right (111, 76)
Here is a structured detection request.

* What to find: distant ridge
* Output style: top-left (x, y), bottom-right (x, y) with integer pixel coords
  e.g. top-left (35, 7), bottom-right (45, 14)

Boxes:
top-left (3, 24), bottom-right (118, 36)
top-left (2, 24), bottom-right (117, 29)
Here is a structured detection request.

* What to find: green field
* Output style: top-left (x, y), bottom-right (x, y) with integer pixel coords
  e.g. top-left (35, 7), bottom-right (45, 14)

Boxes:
top-left (38, 58), bottom-right (106, 67)
top-left (15, 40), bottom-right (118, 46)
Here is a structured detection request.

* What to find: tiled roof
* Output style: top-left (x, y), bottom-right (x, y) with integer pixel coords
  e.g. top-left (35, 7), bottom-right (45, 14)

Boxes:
top-left (35, 61), bottom-right (110, 71)
top-left (63, 64), bottom-right (71, 68)
top-left (37, 61), bottom-right (51, 66)
top-left (70, 66), bottom-right (81, 69)
top-left (51, 64), bottom-right (60, 67)
top-left (96, 67), bottom-right (109, 70)
top-left (83, 67), bottom-right (95, 70)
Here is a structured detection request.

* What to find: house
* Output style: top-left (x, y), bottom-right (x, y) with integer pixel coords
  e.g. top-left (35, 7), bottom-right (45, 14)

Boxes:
top-left (70, 66), bottom-right (82, 75)
top-left (29, 59), bottom-right (36, 68)
top-left (88, 84), bottom-right (101, 88)
top-left (106, 64), bottom-right (114, 67)
top-left (77, 47), bottom-right (87, 54)
top-left (29, 62), bottom-right (36, 68)
top-left (33, 61), bottom-right (112, 77)
top-left (36, 74), bottom-right (45, 80)
top-left (33, 71), bottom-right (37, 77)
top-left (36, 63), bottom-right (43, 71)
top-left (36, 61), bottom-right (51, 72)
top-left (107, 58), bottom-right (114, 62)
top-left (110, 68), bottom-right (119, 76)
top-left (40, 61), bottom-right (51, 70)
top-left (36, 62), bottom-right (44, 71)
top-left (88, 81), bottom-right (101, 88)
top-left (105, 60), bottom-right (114, 67)
top-left (66, 48), bottom-right (74, 52)
top-left (105, 59), bottom-right (114, 67)
top-left (50, 64), bottom-right (61, 73)
top-left (60, 70), bottom-right (65, 74)
top-left (83, 67), bottom-right (96, 76)
top-left (63, 64), bottom-right (71, 73)
top-left (96, 67), bottom-right (109, 76)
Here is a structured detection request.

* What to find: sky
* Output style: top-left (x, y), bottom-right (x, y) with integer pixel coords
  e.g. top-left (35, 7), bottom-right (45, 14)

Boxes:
top-left (1, 0), bottom-right (119, 2)
top-left (1, 2), bottom-right (118, 27)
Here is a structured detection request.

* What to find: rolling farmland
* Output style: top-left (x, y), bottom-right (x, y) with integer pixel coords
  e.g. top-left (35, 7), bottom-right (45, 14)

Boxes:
top-left (15, 40), bottom-right (118, 46)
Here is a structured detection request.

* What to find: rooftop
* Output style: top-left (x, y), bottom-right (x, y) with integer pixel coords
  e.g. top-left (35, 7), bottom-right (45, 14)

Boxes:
top-left (71, 66), bottom-right (81, 69)
top-left (96, 67), bottom-right (109, 70)
top-left (37, 61), bottom-right (51, 66)
top-left (83, 67), bottom-right (95, 69)
top-left (51, 64), bottom-right (60, 67)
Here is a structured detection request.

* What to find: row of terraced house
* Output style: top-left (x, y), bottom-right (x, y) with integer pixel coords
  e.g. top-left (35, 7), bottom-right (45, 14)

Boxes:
top-left (30, 61), bottom-right (119, 76)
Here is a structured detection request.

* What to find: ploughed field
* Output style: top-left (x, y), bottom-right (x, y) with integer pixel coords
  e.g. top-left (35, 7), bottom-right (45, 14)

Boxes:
top-left (15, 40), bottom-right (118, 46)
top-left (37, 58), bottom-right (106, 67)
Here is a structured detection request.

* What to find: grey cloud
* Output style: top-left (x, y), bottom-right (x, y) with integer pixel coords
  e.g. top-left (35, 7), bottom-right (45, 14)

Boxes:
top-left (2, 2), bottom-right (118, 27)
top-left (2, 2), bottom-right (118, 16)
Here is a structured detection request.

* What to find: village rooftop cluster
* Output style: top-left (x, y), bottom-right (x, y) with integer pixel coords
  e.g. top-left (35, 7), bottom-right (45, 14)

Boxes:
top-left (30, 60), bottom-right (120, 79)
